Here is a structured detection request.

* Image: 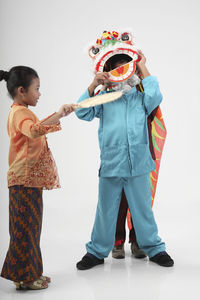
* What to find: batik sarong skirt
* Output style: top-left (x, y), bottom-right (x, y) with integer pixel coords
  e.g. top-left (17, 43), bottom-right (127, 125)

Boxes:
top-left (1, 186), bottom-right (43, 283)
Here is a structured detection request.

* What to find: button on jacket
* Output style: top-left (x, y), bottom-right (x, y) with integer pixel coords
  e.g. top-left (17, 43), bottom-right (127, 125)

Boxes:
top-left (76, 75), bottom-right (162, 177)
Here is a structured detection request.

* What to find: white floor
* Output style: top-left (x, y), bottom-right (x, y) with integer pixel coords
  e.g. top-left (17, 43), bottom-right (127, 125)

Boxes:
top-left (0, 190), bottom-right (200, 300)
top-left (0, 236), bottom-right (200, 300)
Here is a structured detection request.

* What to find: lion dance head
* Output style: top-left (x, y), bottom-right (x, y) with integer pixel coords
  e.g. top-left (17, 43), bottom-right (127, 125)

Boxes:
top-left (89, 31), bottom-right (141, 90)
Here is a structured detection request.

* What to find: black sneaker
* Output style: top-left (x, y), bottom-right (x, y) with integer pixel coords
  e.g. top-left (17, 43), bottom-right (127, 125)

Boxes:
top-left (76, 253), bottom-right (104, 270)
top-left (149, 251), bottom-right (174, 267)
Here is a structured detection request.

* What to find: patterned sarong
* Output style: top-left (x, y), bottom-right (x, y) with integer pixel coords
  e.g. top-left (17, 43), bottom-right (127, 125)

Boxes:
top-left (1, 186), bottom-right (43, 283)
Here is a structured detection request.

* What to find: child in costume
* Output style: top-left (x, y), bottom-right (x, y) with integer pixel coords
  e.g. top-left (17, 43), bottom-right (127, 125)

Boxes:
top-left (75, 31), bottom-right (173, 269)
top-left (0, 66), bottom-right (76, 290)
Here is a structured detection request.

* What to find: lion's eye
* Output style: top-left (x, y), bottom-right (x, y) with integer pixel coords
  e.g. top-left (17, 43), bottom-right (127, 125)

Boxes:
top-left (89, 46), bottom-right (101, 58)
top-left (121, 34), bottom-right (129, 41)
top-left (120, 32), bottom-right (132, 42)
top-left (92, 47), bottom-right (100, 55)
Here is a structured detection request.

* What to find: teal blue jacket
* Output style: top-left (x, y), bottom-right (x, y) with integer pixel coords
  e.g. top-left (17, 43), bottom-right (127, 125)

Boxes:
top-left (76, 75), bottom-right (162, 177)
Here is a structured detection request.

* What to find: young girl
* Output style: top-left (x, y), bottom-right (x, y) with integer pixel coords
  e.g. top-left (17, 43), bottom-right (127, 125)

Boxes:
top-left (0, 66), bottom-right (76, 290)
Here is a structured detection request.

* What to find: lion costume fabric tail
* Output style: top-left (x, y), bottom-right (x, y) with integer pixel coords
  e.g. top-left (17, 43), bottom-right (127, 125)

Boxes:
top-left (127, 84), bottom-right (167, 230)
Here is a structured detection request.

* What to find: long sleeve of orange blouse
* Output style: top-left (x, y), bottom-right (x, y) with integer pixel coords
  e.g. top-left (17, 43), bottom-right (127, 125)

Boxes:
top-left (7, 104), bottom-right (61, 189)
top-left (11, 107), bottom-right (61, 139)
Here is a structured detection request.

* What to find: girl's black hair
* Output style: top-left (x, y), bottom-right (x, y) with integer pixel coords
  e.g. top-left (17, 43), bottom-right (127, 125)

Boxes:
top-left (0, 66), bottom-right (39, 98)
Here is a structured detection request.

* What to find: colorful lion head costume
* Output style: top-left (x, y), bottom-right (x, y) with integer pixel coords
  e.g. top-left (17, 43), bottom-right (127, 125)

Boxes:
top-left (89, 31), bottom-right (142, 91)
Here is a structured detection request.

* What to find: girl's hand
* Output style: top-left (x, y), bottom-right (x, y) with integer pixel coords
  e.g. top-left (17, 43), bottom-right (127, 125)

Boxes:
top-left (58, 104), bottom-right (78, 118)
top-left (88, 72), bottom-right (110, 96)
top-left (41, 104), bottom-right (77, 125)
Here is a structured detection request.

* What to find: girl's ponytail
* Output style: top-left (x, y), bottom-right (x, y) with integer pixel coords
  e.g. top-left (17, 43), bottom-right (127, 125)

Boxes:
top-left (0, 70), bottom-right (9, 82)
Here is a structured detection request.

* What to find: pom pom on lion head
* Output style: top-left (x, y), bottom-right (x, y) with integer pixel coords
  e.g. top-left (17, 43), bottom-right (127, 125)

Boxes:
top-left (88, 31), bottom-right (141, 83)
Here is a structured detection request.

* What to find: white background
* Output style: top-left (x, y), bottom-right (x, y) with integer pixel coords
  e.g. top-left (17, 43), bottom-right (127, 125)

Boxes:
top-left (0, 0), bottom-right (200, 299)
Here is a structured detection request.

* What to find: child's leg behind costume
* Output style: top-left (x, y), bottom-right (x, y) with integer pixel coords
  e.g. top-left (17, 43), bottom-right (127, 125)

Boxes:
top-left (129, 223), bottom-right (137, 243)
top-left (86, 177), bottom-right (123, 259)
top-left (114, 191), bottom-right (138, 244)
top-left (116, 193), bottom-right (146, 259)
top-left (114, 189), bottom-right (128, 246)
top-left (124, 174), bottom-right (166, 258)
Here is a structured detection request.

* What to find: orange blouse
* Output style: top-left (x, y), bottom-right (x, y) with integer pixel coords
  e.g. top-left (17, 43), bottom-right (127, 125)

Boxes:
top-left (7, 104), bottom-right (61, 190)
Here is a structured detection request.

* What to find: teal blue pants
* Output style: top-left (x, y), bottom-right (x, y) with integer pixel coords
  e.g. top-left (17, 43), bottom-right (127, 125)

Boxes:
top-left (86, 174), bottom-right (165, 259)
